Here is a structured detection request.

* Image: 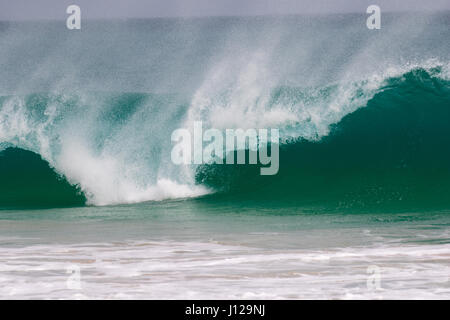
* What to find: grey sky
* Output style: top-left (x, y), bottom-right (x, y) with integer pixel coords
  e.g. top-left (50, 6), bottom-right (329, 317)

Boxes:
top-left (1, 0), bottom-right (449, 20)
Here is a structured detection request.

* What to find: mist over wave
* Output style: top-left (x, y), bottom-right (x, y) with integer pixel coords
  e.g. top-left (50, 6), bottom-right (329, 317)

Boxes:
top-left (0, 12), bottom-right (449, 207)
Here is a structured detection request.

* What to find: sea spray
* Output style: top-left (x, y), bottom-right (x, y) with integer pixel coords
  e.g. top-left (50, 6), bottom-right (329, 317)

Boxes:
top-left (0, 13), bottom-right (448, 206)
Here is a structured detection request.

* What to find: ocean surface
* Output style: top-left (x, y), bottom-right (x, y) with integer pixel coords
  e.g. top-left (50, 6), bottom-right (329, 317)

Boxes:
top-left (0, 12), bottom-right (449, 299)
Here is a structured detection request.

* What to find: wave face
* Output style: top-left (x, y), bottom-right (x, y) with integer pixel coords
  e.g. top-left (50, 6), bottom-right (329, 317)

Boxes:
top-left (0, 148), bottom-right (85, 208)
top-left (197, 67), bottom-right (450, 210)
top-left (0, 13), bottom-right (449, 207)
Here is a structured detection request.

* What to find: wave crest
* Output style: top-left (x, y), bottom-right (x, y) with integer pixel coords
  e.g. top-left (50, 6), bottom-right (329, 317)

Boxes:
top-left (0, 62), bottom-right (448, 207)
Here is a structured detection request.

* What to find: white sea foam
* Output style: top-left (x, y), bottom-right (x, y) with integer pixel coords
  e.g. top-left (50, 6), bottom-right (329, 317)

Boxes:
top-left (0, 240), bottom-right (448, 299)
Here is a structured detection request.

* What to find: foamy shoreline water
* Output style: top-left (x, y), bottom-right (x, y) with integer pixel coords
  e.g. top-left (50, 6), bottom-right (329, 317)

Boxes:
top-left (1, 239), bottom-right (449, 299)
top-left (0, 203), bottom-right (449, 300)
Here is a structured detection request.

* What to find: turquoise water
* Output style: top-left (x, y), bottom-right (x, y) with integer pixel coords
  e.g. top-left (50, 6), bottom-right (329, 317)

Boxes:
top-left (1, 201), bottom-right (449, 299)
top-left (0, 13), bottom-right (449, 299)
